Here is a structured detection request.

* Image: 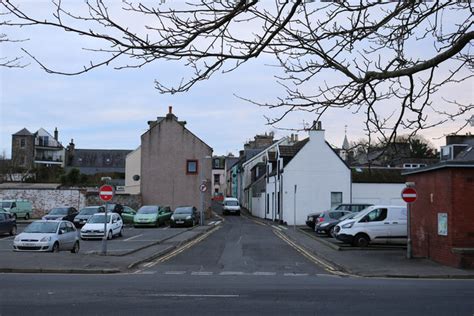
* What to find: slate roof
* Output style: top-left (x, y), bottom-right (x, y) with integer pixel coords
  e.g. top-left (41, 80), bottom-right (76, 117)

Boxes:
top-left (352, 168), bottom-right (406, 183)
top-left (67, 149), bottom-right (132, 175)
top-left (279, 138), bottom-right (309, 157)
top-left (12, 128), bottom-right (33, 136)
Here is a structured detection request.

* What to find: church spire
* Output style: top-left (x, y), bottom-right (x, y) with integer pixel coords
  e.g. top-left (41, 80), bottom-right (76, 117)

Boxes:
top-left (342, 125), bottom-right (349, 150)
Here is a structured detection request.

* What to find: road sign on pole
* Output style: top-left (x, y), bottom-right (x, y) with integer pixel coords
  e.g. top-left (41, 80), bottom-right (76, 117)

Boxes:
top-left (99, 185), bottom-right (114, 202)
top-left (402, 186), bottom-right (417, 260)
top-left (401, 187), bottom-right (417, 203)
top-left (199, 183), bottom-right (207, 192)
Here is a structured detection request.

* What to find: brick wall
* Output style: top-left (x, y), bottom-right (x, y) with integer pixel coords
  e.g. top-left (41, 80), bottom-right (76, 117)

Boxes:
top-left (408, 167), bottom-right (474, 269)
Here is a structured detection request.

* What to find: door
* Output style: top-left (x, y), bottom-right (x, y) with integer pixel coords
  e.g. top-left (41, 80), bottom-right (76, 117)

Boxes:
top-left (358, 208), bottom-right (390, 243)
top-left (65, 222), bottom-right (77, 249)
top-left (0, 213), bottom-right (7, 234)
top-left (57, 222), bottom-right (70, 250)
top-left (112, 214), bottom-right (122, 235)
top-left (388, 208), bottom-right (408, 244)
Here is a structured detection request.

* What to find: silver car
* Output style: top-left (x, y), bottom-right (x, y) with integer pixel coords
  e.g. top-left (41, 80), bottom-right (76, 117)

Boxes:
top-left (13, 220), bottom-right (80, 253)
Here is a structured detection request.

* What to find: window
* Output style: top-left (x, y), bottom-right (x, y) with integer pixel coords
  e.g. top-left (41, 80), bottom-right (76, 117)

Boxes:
top-left (213, 159), bottom-right (220, 168)
top-left (19, 138), bottom-right (25, 148)
top-left (363, 208), bottom-right (388, 222)
top-left (186, 160), bottom-right (198, 174)
top-left (331, 192), bottom-right (343, 208)
top-left (214, 174), bottom-right (220, 184)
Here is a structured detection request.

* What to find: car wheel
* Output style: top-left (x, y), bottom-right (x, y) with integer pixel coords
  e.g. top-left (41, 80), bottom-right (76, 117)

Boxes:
top-left (329, 227), bottom-right (335, 238)
top-left (191, 219), bottom-right (195, 227)
top-left (25, 213), bottom-right (29, 220)
top-left (353, 233), bottom-right (370, 247)
top-left (52, 242), bottom-right (59, 253)
top-left (107, 230), bottom-right (113, 240)
top-left (118, 228), bottom-right (123, 237)
top-left (71, 241), bottom-right (80, 254)
top-left (10, 225), bottom-right (17, 236)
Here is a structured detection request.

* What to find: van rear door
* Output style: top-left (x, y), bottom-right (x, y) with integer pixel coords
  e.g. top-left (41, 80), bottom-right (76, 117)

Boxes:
top-left (387, 207), bottom-right (408, 244)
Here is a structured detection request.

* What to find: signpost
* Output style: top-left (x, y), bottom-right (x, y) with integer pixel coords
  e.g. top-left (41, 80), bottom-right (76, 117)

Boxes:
top-left (402, 186), bottom-right (417, 259)
top-left (200, 181), bottom-right (207, 226)
top-left (99, 184), bottom-right (114, 255)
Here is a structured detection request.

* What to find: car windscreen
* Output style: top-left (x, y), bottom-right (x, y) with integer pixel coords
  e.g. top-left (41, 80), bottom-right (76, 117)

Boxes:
top-left (225, 200), bottom-right (239, 206)
top-left (174, 208), bottom-right (193, 214)
top-left (0, 202), bottom-right (12, 208)
top-left (79, 208), bottom-right (100, 215)
top-left (338, 213), bottom-right (356, 221)
top-left (49, 208), bottom-right (68, 215)
top-left (88, 215), bottom-right (111, 223)
top-left (24, 221), bottom-right (59, 233)
top-left (137, 206), bottom-right (159, 214)
top-left (335, 205), bottom-right (351, 211)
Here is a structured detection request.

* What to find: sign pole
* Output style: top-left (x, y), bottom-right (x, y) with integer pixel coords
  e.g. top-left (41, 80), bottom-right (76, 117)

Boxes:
top-left (402, 184), bottom-right (417, 259)
top-left (102, 201), bottom-right (108, 255)
top-left (407, 202), bottom-right (412, 259)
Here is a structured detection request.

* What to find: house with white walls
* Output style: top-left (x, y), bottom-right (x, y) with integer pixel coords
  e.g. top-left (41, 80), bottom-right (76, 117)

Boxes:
top-left (261, 122), bottom-right (351, 225)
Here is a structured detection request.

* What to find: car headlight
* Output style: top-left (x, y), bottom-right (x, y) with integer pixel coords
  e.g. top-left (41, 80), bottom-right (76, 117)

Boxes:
top-left (342, 221), bottom-right (355, 229)
top-left (170, 215), bottom-right (175, 220)
top-left (320, 222), bottom-right (330, 227)
top-left (14, 236), bottom-right (20, 242)
top-left (40, 236), bottom-right (51, 242)
top-left (186, 215), bottom-right (192, 220)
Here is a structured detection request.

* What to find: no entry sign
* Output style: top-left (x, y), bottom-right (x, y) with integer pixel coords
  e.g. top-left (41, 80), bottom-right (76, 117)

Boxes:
top-left (401, 187), bottom-right (417, 203)
top-left (99, 185), bottom-right (114, 202)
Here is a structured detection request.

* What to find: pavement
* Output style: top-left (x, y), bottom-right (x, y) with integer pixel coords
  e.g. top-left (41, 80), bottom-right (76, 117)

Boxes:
top-left (241, 208), bottom-right (474, 279)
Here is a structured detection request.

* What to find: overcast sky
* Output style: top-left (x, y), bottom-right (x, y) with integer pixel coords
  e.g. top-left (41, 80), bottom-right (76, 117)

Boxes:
top-left (1, 2), bottom-right (472, 159)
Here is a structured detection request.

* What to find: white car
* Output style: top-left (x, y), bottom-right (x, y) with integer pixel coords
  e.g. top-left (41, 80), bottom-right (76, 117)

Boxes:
top-left (222, 197), bottom-right (240, 216)
top-left (334, 205), bottom-right (407, 247)
top-left (13, 220), bottom-right (80, 253)
top-left (80, 213), bottom-right (123, 240)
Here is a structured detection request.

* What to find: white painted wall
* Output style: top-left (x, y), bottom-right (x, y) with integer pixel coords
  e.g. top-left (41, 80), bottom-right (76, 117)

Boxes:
top-left (266, 175), bottom-right (277, 221)
top-left (251, 194), bottom-right (266, 219)
top-left (281, 129), bottom-right (351, 225)
top-left (352, 183), bottom-right (405, 206)
top-left (125, 146), bottom-right (141, 194)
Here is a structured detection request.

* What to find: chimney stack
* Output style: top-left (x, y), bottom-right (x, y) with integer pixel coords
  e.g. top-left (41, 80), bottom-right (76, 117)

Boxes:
top-left (169, 106), bottom-right (173, 114)
top-left (54, 127), bottom-right (58, 141)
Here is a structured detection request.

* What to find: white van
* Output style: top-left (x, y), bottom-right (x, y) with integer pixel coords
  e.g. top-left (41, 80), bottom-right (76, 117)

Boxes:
top-left (0, 200), bottom-right (33, 220)
top-left (222, 197), bottom-right (240, 216)
top-left (334, 205), bottom-right (407, 247)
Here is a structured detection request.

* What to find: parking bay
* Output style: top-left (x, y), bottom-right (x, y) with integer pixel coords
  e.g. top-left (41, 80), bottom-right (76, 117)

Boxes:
top-left (0, 223), bottom-right (191, 256)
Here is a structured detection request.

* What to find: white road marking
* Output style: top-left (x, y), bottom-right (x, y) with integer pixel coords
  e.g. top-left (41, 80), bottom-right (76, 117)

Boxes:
top-left (273, 226), bottom-right (282, 231)
top-left (143, 262), bottom-right (155, 268)
top-left (278, 225), bottom-right (288, 230)
top-left (146, 294), bottom-right (239, 298)
top-left (253, 272), bottom-right (276, 276)
top-left (191, 271), bottom-right (213, 276)
top-left (123, 234), bottom-right (143, 241)
top-left (284, 273), bottom-right (308, 277)
top-left (208, 221), bottom-right (216, 225)
top-left (219, 271), bottom-right (246, 276)
top-left (165, 271), bottom-right (186, 275)
top-left (140, 271), bottom-right (156, 275)
top-left (214, 221), bottom-right (222, 225)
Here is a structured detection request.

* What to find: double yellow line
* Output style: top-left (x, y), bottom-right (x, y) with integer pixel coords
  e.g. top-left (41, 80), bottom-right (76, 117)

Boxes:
top-left (156, 225), bottom-right (222, 264)
top-left (273, 229), bottom-right (348, 277)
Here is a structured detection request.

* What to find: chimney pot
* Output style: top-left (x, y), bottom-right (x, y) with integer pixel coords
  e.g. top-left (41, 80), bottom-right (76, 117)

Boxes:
top-left (169, 106), bottom-right (173, 114)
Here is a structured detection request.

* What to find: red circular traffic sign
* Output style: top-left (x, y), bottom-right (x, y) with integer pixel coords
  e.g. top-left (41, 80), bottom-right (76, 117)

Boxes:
top-left (99, 185), bottom-right (114, 202)
top-left (401, 187), bottom-right (417, 203)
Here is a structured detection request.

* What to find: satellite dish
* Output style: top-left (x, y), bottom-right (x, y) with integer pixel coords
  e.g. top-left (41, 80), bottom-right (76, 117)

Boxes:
top-left (132, 175), bottom-right (140, 181)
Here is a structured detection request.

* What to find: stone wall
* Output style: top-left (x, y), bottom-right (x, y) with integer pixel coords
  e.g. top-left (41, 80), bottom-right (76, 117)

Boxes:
top-left (86, 193), bottom-right (142, 211)
top-left (0, 189), bottom-right (143, 217)
top-left (0, 189), bottom-right (87, 218)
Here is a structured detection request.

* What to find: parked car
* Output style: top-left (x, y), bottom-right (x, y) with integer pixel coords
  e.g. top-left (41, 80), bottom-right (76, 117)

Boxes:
top-left (80, 213), bottom-right (123, 240)
top-left (134, 205), bottom-right (172, 227)
top-left (314, 210), bottom-right (353, 235)
top-left (334, 205), bottom-right (407, 247)
top-left (222, 197), bottom-right (240, 215)
top-left (0, 199), bottom-right (32, 219)
top-left (13, 220), bottom-right (80, 253)
top-left (0, 211), bottom-right (17, 236)
top-left (170, 206), bottom-right (199, 228)
top-left (315, 212), bottom-right (356, 237)
top-left (121, 207), bottom-right (136, 224)
top-left (305, 203), bottom-right (372, 230)
top-left (73, 206), bottom-right (105, 227)
top-left (42, 207), bottom-right (79, 222)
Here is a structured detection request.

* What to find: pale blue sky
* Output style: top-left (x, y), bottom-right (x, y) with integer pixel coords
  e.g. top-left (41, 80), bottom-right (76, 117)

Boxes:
top-left (1, 2), bottom-right (472, 159)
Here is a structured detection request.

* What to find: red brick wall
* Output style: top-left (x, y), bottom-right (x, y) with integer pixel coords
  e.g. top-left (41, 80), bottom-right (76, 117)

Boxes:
top-left (408, 167), bottom-right (474, 269)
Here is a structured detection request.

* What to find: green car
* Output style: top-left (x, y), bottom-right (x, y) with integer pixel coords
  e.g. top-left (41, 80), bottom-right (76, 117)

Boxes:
top-left (106, 204), bottom-right (136, 224)
top-left (133, 205), bottom-right (172, 228)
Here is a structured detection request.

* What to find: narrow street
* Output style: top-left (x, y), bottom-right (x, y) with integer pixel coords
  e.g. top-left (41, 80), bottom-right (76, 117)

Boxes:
top-left (1, 209), bottom-right (474, 315)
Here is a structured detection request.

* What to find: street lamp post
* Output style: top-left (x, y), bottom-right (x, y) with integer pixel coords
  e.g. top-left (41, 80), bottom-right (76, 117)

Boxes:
top-left (200, 156), bottom-right (212, 226)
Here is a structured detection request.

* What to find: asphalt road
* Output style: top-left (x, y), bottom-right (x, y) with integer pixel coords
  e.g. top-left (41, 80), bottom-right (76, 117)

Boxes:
top-left (1, 210), bottom-right (473, 315)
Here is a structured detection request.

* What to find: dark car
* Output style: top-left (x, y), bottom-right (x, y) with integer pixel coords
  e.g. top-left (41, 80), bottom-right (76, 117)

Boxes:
top-left (73, 206), bottom-right (105, 227)
top-left (305, 212), bottom-right (323, 230)
top-left (42, 207), bottom-right (79, 222)
top-left (305, 203), bottom-right (372, 230)
top-left (0, 210), bottom-right (17, 236)
top-left (315, 211), bottom-right (356, 236)
top-left (170, 206), bottom-right (198, 228)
